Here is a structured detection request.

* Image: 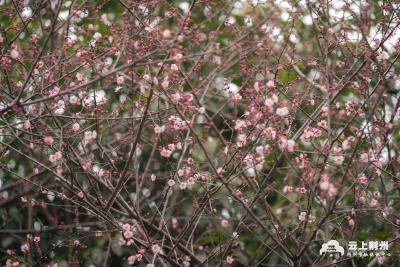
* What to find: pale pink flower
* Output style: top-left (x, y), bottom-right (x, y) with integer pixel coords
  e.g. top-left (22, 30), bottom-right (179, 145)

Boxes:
top-left (360, 153), bottom-right (369, 163)
top-left (21, 242), bottom-right (29, 253)
top-left (171, 64), bottom-right (179, 72)
top-left (174, 53), bottom-right (183, 62)
top-left (151, 174), bottom-right (157, 182)
top-left (220, 219), bottom-right (229, 228)
top-left (127, 255), bottom-right (137, 265)
top-left (72, 123), bottom-right (80, 132)
top-left (264, 97), bottom-right (274, 107)
top-left (154, 125), bottom-right (166, 134)
top-left (333, 155), bottom-right (344, 165)
top-left (232, 94), bottom-right (242, 102)
top-left (276, 107), bottom-right (289, 117)
top-left (24, 120), bottom-right (31, 129)
top-left (171, 217), bottom-right (178, 229)
top-left (76, 73), bottom-right (84, 82)
top-left (161, 79), bottom-right (169, 89)
top-left (162, 29), bottom-right (172, 39)
top-left (168, 179), bottom-right (175, 187)
top-left (171, 92), bottom-right (181, 103)
top-left (266, 80), bottom-right (275, 89)
top-left (123, 230), bottom-right (134, 239)
top-left (283, 186), bottom-right (294, 193)
top-left (151, 244), bottom-right (161, 254)
top-left (43, 136), bottom-right (54, 145)
top-left (10, 49), bottom-right (19, 59)
top-left (370, 198), bottom-right (378, 207)
top-left (298, 212), bottom-right (307, 221)
top-left (49, 86), bottom-right (60, 96)
top-left (49, 152), bottom-right (62, 163)
top-left (160, 147), bottom-right (173, 158)
top-left (116, 76), bottom-right (125, 85)
top-left (93, 32), bottom-right (102, 41)
top-left (69, 95), bottom-right (80, 105)
top-left (84, 130), bottom-right (97, 144)
top-left (77, 191), bottom-right (84, 199)
top-left (357, 173), bottom-right (368, 184)
top-left (226, 256), bottom-right (234, 264)
top-left (179, 182), bottom-right (187, 190)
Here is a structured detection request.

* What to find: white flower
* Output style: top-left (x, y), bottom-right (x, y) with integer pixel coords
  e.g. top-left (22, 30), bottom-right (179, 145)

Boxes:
top-left (276, 107), bottom-right (288, 117)
top-left (154, 125), bottom-right (166, 134)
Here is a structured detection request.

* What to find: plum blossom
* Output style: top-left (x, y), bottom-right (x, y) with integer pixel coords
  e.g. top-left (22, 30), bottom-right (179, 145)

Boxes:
top-left (357, 173), bottom-right (368, 184)
top-left (171, 92), bottom-right (181, 103)
top-left (116, 76), bottom-right (125, 85)
top-left (226, 256), bottom-right (234, 264)
top-left (10, 49), bottom-right (19, 59)
top-left (298, 212), bottom-right (307, 221)
top-left (160, 147), bottom-right (173, 158)
top-left (154, 125), bottom-right (166, 134)
top-left (49, 151), bottom-right (62, 163)
top-left (151, 244), bottom-right (161, 254)
top-left (276, 107), bottom-right (288, 117)
top-left (72, 123), bottom-right (80, 132)
top-left (44, 136), bottom-right (54, 145)
top-left (168, 179), bottom-right (175, 187)
top-left (128, 255), bottom-right (137, 265)
top-left (84, 130), bottom-right (97, 144)
top-left (21, 242), bottom-right (29, 253)
top-left (220, 219), bottom-right (229, 228)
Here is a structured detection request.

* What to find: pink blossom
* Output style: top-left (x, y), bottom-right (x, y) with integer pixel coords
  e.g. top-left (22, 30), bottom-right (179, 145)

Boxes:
top-left (226, 256), bottom-right (234, 264)
top-left (162, 29), bottom-right (172, 39)
top-left (357, 173), bottom-right (368, 184)
top-left (276, 107), bottom-right (289, 117)
top-left (151, 244), bottom-right (161, 254)
top-left (171, 92), bottom-right (181, 103)
top-left (161, 79), bottom-right (169, 89)
top-left (298, 212), bottom-right (307, 221)
top-left (69, 95), bottom-right (80, 105)
top-left (43, 136), bottom-right (54, 145)
top-left (333, 155), bottom-right (344, 165)
top-left (49, 151), bottom-right (62, 163)
top-left (72, 123), bottom-right (80, 132)
top-left (21, 242), bottom-right (29, 253)
top-left (174, 53), bottom-right (183, 62)
top-left (154, 125), bottom-right (166, 134)
top-left (123, 230), bottom-right (134, 239)
top-left (160, 147), bottom-right (173, 157)
top-left (168, 179), bottom-right (175, 187)
top-left (116, 76), bottom-right (125, 85)
top-left (128, 255), bottom-right (137, 265)
top-left (360, 153), bottom-right (369, 163)
top-left (24, 120), bottom-right (31, 129)
top-left (10, 49), bottom-right (19, 59)
top-left (93, 32), bottom-right (102, 41)
top-left (84, 130), bottom-right (97, 144)
top-left (220, 219), bottom-right (229, 228)
top-left (283, 186), bottom-right (293, 193)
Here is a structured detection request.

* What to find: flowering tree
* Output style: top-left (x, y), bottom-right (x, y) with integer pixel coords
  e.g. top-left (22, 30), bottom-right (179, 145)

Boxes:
top-left (0, 0), bottom-right (400, 266)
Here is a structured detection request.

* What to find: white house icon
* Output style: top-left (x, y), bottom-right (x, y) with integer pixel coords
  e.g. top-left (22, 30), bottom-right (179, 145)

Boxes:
top-left (319, 240), bottom-right (345, 256)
